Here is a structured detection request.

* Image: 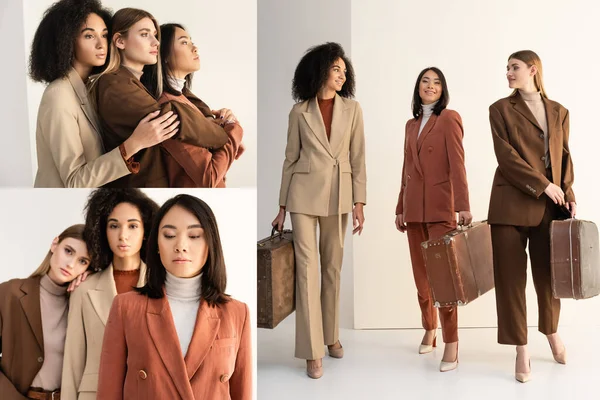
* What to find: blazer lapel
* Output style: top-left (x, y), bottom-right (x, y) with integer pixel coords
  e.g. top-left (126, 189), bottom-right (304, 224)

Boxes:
top-left (510, 93), bottom-right (543, 132)
top-left (19, 277), bottom-right (44, 352)
top-left (302, 98), bottom-right (333, 156)
top-left (407, 119), bottom-right (423, 177)
top-left (184, 301), bottom-right (220, 380)
top-left (329, 94), bottom-right (350, 157)
top-left (147, 295), bottom-right (195, 400)
top-left (416, 113), bottom-right (438, 152)
top-left (543, 98), bottom-right (561, 181)
top-left (543, 97), bottom-right (560, 140)
top-left (68, 68), bottom-right (101, 135)
top-left (87, 266), bottom-right (118, 326)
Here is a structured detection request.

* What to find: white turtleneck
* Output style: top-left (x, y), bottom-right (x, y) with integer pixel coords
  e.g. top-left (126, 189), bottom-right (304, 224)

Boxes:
top-left (167, 76), bottom-right (186, 92)
top-left (165, 270), bottom-right (201, 356)
top-left (418, 101), bottom-right (438, 138)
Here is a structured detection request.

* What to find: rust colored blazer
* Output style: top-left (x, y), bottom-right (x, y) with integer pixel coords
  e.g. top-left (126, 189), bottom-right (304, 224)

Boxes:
top-left (95, 66), bottom-right (230, 187)
top-left (158, 88), bottom-right (243, 188)
top-left (97, 292), bottom-right (252, 400)
top-left (487, 92), bottom-right (575, 226)
top-left (0, 277), bottom-right (44, 400)
top-left (396, 109), bottom-right (470, 223)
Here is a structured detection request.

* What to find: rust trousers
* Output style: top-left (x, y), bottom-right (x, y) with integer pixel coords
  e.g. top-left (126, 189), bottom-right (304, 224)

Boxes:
top-left (406, 221), bottom-right (458, 343)
top-left (491, 195), bottom-right (561, 345)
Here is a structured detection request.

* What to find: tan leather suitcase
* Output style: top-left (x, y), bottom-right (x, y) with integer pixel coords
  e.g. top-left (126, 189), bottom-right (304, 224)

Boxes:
top-left (257, 228), bottom-right (295, 328)
top-left (550, 219), bottom-right (600, 299)
top-left (421, 221), bottom-right (494, 307)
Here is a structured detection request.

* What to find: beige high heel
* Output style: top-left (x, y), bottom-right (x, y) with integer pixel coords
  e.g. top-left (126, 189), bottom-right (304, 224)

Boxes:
top-left (515, 357), bottom-right (531, 383)
top-left (328, 341), bottom-right (344, 359)
top-left (549, 341), bottom-right (567, 365)
top-left (418, 330), bottom-right (437, 354)
top-left (306, 359), bottom-right (323, 379)
top-left (439, 342), bottom-right (459, 372)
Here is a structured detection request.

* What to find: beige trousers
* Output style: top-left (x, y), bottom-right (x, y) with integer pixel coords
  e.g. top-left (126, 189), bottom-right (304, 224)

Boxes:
top-left (290, 212), bottom-right (349, 360)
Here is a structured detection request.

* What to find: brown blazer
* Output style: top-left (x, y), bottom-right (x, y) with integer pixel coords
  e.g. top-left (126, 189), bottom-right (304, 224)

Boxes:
top-left (396, 109), bottom-right (470, 223)
top-left (488, 92), bottom-right (575, 226)
top-left (158, 89), bottom-right (243, 188)
top-left (97, 292), bottom-right (252, 400)
top-left (0, 277), bottom-right (44, 400)
top-left (95, 66), bottom-right (230, 187)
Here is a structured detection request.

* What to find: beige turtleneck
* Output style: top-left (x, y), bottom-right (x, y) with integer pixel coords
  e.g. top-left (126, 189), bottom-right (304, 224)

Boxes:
top-left (418, 101), bottom-right (438, 138)
top-left (123, 65), bottom-right (143, 81)
top-left (520, 90), bottom-right (550, 167)
top-left (31, 274), bottom-right (69, 390)
top-left (165, 271), bottom-right (202, 357)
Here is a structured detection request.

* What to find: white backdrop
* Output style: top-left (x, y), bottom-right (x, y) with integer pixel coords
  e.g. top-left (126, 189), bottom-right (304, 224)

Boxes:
top-left (351, 0), bottom-right (600, 329)
top-left (0, 188), bottom-right (257, 398)
top-left (1, 0), bottom-right (256, 187)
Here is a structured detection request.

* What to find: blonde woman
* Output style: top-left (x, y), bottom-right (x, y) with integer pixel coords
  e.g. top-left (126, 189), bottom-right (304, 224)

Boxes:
top-left (0, 225), bottom-right (91, 400)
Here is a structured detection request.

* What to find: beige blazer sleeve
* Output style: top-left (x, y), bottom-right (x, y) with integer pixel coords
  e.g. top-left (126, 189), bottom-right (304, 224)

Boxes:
top-left (349, 102), bottom-right (366, 205)
top-left (36, 88), bottom-right (130, 188)
top-left (278, 108), bottom-right (301, 207)
top-left (61, 283), bottom-right (87, 399)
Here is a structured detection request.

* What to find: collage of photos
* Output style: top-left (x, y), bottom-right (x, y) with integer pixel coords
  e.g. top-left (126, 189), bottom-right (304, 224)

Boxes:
top-left (0, 0), bottom-right (599, 399)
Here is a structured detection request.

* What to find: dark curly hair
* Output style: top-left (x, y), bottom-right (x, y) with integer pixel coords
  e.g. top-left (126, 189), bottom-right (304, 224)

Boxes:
top-left (29, 0), bottom-right (112, 84)
top-left (137, 194), bottom-right (230, 306)
top-left (411, 67), bottom-right (450, 119)
top-left (83, 188), bottom-right (159, 272)
top-left (292, 42), bottom-right (355, 102)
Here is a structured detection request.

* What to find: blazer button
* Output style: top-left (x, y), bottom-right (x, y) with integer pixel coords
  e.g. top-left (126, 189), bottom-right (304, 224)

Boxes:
top-left (407, 174), bottom-right (411, 179)
top-left (37, 357), bottom-right (44, 363)
top-left (541, 156), bottom-right (546, 161)
top-left (540, 134), bottom-right (544, 139)
top-left (139, 370), bottom-right (148, 380)
top-left (220, 374), bottom-right (229, 383)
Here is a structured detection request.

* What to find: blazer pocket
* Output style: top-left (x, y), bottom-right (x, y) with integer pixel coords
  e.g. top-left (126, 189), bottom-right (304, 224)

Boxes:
top-left (432, 179), bottom-right (449, 186)
top-left (78, 373), bottom-right (99, 393)
top-left (292, 161), bottom-right (310, 174)
top-left (339, 160), bottom-right (352, 173)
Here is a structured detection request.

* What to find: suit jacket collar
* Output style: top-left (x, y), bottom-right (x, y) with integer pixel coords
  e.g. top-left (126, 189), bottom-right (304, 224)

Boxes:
top-left (67, 68), bottom-right (101, 135)
top-left (302, 94), bottom-right (351, 157)
top-left (147, 294), bottom-right (220, 400)
top-left (407, 113), bottom-right (439, 177)
top-left (509, 91), bottom-right (559, 136)
top-left (88, 262), bottom-right (147, 326)
top-left (19, 276), bottom-right (44, 352)
top-left (416, 113), bottom-right (438, 151)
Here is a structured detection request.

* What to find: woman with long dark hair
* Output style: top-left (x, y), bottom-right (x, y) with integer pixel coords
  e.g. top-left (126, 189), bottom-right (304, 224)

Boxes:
top-left (97, 194), bottom-right (251, 399)
top-left (395, 67), bottom-right (471, 372)
top-left (272, 42), bottom-right (366, 379)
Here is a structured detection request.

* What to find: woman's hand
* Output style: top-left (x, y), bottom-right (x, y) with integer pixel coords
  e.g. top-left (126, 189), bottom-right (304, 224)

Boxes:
top-left (395, 214), bottom-right (407, 233)
top-left (212, 108), bottom-right (238, 126)
top-left (457, 211), bottom-right (473, 226)
top-left (565, 201), bottom-right (577, 217)
top-left (272, 207), bottom-right (286, 232)
top-left (67, 270), bottom-right (92, 293)
top-left (544, 183), bottom-right (565, 206)
top-left (122, 110), bottom-right (180, 157)
top-left (353, 203), bottom-right (365, 235)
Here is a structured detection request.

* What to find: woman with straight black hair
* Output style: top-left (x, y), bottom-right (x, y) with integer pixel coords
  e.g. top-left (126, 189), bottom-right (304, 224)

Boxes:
top-left (97, 194), bottom-right (251, 399)
top-left (395, 67), bottom-right (471, 372)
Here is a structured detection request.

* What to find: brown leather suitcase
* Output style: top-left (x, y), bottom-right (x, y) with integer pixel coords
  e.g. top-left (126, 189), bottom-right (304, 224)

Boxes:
top-left (257, 228), bottom-right (295, 328)
top-left (550, 219), bottom-right (600, 299)
top-left (421, 221), bottom-right (494, 307)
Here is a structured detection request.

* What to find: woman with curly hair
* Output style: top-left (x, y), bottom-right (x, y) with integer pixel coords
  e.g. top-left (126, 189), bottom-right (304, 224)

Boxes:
top-left (30, 0), bottom-right (179, 188)
top-left (97, 194), bottom-right (251, 399)
top-left (271, 42), bottom-right (367, 379)
top-left (0, 224), bottom-right (91, 400)
top-left (141, 23), bottom-right (245, 187)
top-left (90, 8), bottom-right (230, 187)
top-left (61, 188), bottom-right (159, 399)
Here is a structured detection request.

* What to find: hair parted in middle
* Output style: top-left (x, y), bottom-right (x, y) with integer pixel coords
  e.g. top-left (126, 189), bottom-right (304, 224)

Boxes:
top-left (83, 188), bottom-right (159, 272)
top-left (136, 194), bottom-right (230, 306)
top-left (411, 67), bottom-right (450, 119)
top-left (292, 42), bottom-right (355, 102)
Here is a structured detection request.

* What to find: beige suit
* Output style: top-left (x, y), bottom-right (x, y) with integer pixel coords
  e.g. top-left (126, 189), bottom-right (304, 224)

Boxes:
top-left (278, 95), bottom-right (366, 360)
top-left (61, 263), bottom-right (146, 399)
top-left (34, 68), bottom-right (130, 188)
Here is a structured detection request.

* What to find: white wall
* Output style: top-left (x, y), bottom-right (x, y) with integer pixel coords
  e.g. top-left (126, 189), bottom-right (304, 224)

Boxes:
top-left (352, 0), bottom-right (600, 329)
top-left (0, 0), bottom-right (33, 186)
top-left (257, 0), bottom-right (355, 329)
top-left (16, 0), bottom-right (256, 187)
top-left (0, 188), bottom-right (257, 399)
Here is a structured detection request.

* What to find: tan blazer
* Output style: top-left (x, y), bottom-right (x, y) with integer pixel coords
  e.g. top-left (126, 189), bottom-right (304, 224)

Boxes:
top-left (396, 109), bottom-right (470, 222)
top-left (488, 92), bottom-right (575, 226)
top-left (97, 292), bottom-right (252, 400)
top-left (34, 68), bottom-right (130, 188)
top-left (0, 277), bottom-right (44, 400)
top-left (61, 263), bottom-right (146, 400)
top-left (279, 95), bottom-right (367, 216)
